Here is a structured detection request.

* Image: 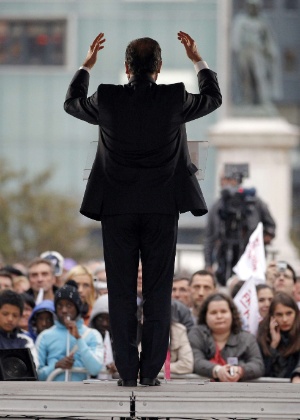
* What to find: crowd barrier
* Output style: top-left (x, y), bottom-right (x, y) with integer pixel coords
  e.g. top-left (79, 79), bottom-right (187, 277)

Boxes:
top-left (46, 368), bottom-right (290, 383)
top-left (1, 371), bottom-right (297, 419)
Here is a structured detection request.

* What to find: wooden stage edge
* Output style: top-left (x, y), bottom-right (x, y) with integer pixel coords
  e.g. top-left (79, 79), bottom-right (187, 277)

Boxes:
top-left (1, 380), bottom-right (300, 420)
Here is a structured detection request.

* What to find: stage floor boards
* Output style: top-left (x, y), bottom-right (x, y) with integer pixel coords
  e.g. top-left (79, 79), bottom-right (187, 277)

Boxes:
top-left (1, 379), bottom-right (300, 419)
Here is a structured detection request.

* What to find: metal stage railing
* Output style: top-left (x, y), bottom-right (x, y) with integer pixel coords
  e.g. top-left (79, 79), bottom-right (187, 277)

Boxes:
top-left (47, 367), bottom-right (290, 383)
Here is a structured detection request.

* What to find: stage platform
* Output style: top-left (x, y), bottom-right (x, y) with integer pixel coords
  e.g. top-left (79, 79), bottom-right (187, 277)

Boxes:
top-left (1, 379), bottom-right (300, 419)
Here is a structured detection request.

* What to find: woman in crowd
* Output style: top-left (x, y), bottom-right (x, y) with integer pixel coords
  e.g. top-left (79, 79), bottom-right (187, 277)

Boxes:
top-left (257, 292), bottom-right (300, 382)
top-left (65, 265), bottom-right (96, 325)
top-left (188, 292), bottom-right (264, 382)
top-left (168, 318), bottom-right (194, 374)
top-left (89, 293), bottom-right (117, 379)
top-left (256, 284), bottom-right (274, 320)
top-left (13, 276), bottom-right (30, 294)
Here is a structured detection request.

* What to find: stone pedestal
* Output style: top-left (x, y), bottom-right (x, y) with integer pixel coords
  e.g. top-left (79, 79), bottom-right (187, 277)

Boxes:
top-left (208, 117), bottom-right (299, 264)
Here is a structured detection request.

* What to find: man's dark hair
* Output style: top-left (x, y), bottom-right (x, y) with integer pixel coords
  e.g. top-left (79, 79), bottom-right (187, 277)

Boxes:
top-left (0, 289), bottom-right (24, 315)
top-left (0, 270), bottom-right (13, 283)
top-left (27, 257), bottom-right (55, 275)
top-left (125, 37), bottom-right (162, 76)
top-left (190, 269), bottom-right (217, 287)
top-left (173, 273), bottom-right (190, 283)
top-left (286, 262), bottom-right (297, 283)
top-left (231, 280), bottom-right (245, 298)
top-left (1, 265), bottom-right (24, 277)
top-left (20, 293), bottom-right (36, 310)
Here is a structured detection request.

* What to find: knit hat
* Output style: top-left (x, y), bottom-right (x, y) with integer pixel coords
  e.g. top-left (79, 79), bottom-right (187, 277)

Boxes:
top-left (54, 279), bottom-right (82, 315)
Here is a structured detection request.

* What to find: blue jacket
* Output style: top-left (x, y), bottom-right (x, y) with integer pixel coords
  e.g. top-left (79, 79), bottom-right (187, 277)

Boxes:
top-left (36, 318), bottom-right (104, 381)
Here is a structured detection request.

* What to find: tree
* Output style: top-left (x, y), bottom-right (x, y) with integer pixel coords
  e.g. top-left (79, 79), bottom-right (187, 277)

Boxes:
top-left (0, 159), bottom-right (91, 264)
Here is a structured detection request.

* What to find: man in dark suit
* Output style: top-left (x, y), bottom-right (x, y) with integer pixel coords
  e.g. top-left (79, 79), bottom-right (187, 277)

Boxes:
top-left (64, 31), bottom-right (222, 386)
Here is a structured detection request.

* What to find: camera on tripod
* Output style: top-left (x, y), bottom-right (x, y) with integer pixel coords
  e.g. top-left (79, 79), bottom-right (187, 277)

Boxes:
top-left (219, 163), bottom-right (256, 222)
top-left (224, 163), bottom-right (249, 185)
top-left (215, 163), bottom-right (257, 285)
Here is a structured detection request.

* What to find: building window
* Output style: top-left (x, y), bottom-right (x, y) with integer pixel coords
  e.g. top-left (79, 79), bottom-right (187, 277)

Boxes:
top-left (0, 19), bottom-right (67, 66)
top-left (233, 0), bottom-right (275, 12)
top-left (283, 47), bottom-right (298, 72)
top-left (263, 0), bottom-right (275, 9)
top-left (284, 0), bottom-right (298, 9)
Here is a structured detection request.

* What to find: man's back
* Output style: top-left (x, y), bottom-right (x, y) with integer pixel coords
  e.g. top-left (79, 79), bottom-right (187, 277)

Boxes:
top-left (64, 31), bottom-right (222, 386)
top-left (96, 80), bottom-right (183, 189)
top-left (66, 68), bottom-right (220, 220)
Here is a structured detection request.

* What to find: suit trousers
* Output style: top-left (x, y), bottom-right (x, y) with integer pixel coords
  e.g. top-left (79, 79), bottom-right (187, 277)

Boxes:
top-left (101, 213), bottom-right (178, 380)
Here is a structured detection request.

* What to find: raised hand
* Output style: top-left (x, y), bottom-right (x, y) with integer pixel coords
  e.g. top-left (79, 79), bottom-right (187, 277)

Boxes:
top-left (64, 318), bottom-right (81, 339)
top-left (270, 316), bottom-right (281, 349)
top-left (177, 31), bottom-right (202, 63)
top-left (82, 33), bottom-right (106, 69)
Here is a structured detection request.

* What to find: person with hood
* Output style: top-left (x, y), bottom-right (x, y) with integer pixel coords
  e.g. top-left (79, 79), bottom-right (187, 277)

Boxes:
top-left (89, 293), bottom-right (117, 378)
top-left (36, 280), bottom-right (104, 381)
top-left (28, 300), bottom-right (56, 342)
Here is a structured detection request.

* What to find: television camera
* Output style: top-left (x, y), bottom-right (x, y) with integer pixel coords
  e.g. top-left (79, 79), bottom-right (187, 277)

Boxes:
top-left (216, 163), bottom-right (257, 284)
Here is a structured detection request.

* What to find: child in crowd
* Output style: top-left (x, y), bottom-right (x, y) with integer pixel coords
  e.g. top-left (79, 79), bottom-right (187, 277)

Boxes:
top-left (28, 300), bottom-right (56, 342)
top-left (36, 280), bottom-right (103, 381)
top-left (256, 284), bottom-right (274, 320)
top-left (89, 293), bottom-right (117, 378)
top-left (0, 290), bottom-right (38, 367)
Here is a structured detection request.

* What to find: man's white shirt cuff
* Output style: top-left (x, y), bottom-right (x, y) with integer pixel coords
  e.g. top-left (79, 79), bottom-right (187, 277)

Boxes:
top-left (194, 61), bottom-right (209, 74)
top-left (79, 66), bottom-right (90, 73)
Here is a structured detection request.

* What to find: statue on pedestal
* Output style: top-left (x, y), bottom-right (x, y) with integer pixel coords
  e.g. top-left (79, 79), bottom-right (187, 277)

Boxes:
top-left (232, 0), bottom-right (282, 114)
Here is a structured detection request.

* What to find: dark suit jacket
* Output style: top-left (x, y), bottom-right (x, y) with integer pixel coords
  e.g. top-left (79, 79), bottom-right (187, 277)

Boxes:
top-left (64, 68), bottom-right (222, 221)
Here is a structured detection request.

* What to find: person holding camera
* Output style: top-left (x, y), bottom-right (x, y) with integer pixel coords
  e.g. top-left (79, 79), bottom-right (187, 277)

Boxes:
top-left (266, 260), bottom-right (297, 297)
top-left (204, 170), bottom-right (276, 286)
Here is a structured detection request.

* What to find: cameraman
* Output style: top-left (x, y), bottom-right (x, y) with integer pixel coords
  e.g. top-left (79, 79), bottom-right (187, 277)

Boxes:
top-left (204, 172), bottom-right (276, 286)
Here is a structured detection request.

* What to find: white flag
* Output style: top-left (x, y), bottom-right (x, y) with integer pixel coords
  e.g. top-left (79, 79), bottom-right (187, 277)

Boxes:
top-left (103, 330), bottom-right (114, 366)
top-left (35, 288), bottom-right (44, 305)
top-left (233, 222), bottom-right (266, 284)
top-left (98, 330), bottom-right (114, 379)
top-left (233, 277), bottom-right (261, 335)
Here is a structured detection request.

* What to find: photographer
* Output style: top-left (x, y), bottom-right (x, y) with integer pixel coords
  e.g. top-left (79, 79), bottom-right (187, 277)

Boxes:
top-left (204, 165), bottom-right (276, 286)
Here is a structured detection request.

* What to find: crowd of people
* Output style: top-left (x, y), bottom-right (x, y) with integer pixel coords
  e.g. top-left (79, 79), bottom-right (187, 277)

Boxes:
top-left (0, 250), bottom-right (300, 383)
